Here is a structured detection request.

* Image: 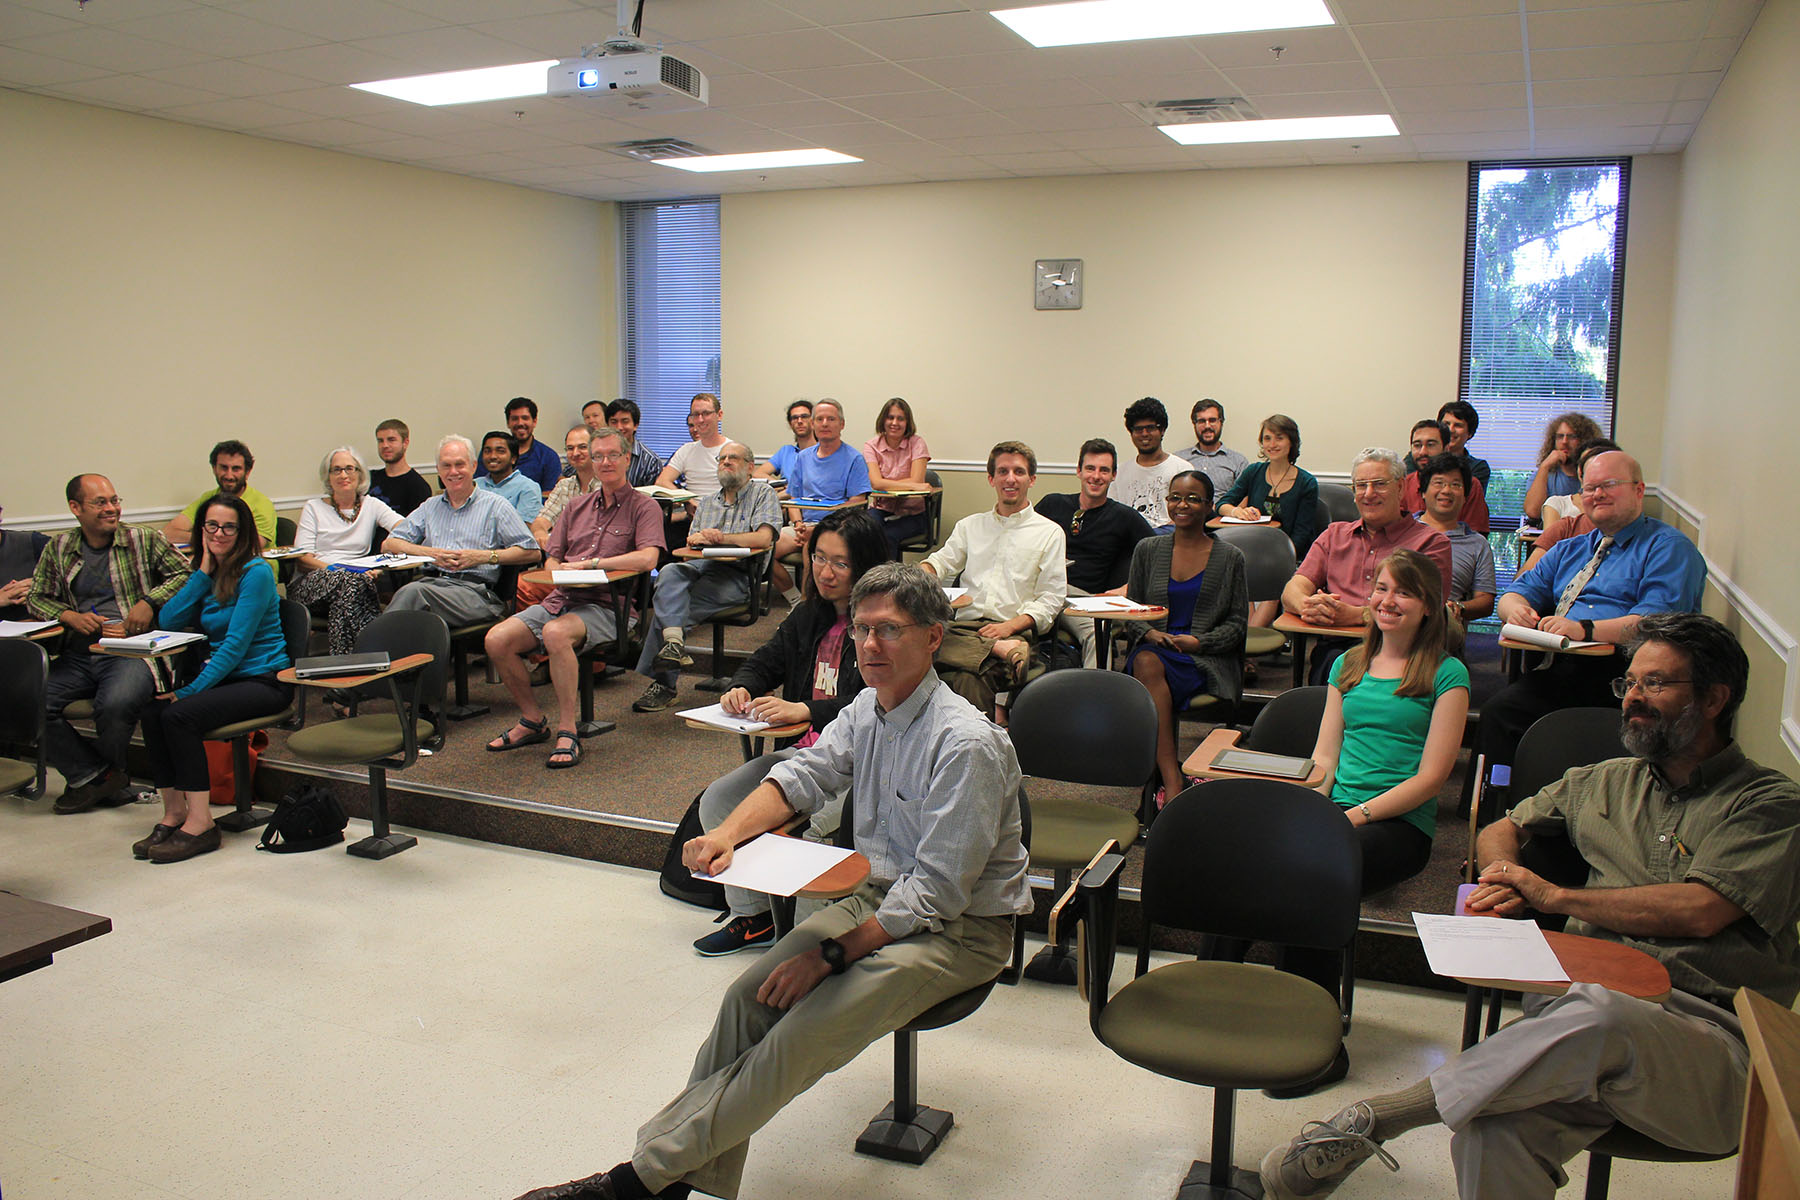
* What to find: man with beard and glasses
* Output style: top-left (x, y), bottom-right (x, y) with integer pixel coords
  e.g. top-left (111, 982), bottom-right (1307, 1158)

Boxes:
top-left (1258, 612), bottom-right (1800, 1200)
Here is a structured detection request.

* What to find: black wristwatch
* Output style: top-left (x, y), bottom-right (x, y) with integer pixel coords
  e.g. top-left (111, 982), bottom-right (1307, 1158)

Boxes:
top-left (818, 937), bottom-right (848, 975)
top-left (1580, 619), bottom-right (1595, 641)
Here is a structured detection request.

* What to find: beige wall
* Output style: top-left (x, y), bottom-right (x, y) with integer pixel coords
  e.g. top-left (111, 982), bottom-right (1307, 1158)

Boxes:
top-left (1, 89), bottom-right (617, 526)
top-left (1662, 0), bottom-right (1800, 775)
top-left (721, 157), bottom-right (1680, 511)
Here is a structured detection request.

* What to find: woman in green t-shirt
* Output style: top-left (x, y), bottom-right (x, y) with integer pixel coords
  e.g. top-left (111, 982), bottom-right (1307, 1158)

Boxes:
top-left (1316, 547), bottom-right (1470, 893)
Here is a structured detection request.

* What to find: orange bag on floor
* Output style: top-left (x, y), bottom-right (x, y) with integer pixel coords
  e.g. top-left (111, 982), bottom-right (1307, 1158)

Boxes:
top-left (204, 730), bottom-right (269, 807)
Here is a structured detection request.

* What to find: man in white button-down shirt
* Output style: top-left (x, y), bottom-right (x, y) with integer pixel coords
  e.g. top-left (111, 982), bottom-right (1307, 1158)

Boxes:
top-left (920, 440), bottom-right (1067, 717)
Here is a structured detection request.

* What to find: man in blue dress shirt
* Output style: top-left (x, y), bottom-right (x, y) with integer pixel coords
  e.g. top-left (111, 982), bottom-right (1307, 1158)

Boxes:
top-left (1479, 450), bottom-right (1705, 791)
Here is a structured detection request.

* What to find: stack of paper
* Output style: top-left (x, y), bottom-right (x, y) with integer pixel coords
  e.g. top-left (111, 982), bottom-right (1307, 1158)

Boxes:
top-left (679, 703), bottom-right (773, 734)
top-left (1064, 595), bottom-right (1150, 615)
top-left (96, 630), bottom-right (207, 654)
top-left (552, 569), bottom-right (610, 585)
top-left (0, 619), bottom-right (58, 638)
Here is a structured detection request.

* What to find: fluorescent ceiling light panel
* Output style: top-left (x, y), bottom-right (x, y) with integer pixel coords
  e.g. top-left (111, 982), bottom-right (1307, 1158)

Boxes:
top-left (1160, 114), bottom-right (1399, 145)
top-left (351, 60), bottom-right (557, 106)
top-left (992, 0), bottom-right (1332, 48)
top-left (655, 149), bottom-right (862, 173)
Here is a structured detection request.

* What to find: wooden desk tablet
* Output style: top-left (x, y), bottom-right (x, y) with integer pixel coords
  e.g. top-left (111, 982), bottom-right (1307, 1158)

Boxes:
top-left (519, 568), bottom-right (644, 589)
top-left (0, 893), bottom-right (112, 984)
top-left (1070, 602), bottom-right (1167, 671)
top-left (1498, 635), bottom-right (1615, 681)
top-left (278, 652), bottom-right (434, 691)
top-left (1183, 728), bottom-right (1326, 789)
top-left (1272, 612), bottom-right (1365, 688)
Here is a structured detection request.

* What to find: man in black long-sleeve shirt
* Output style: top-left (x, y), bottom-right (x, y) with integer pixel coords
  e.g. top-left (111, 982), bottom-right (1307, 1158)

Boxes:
top-left (1036, 437), bottom-right (1153, 667)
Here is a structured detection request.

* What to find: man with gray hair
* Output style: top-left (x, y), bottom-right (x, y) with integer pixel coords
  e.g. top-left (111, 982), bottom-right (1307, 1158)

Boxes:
top-left (1281, 447), bottom-right (1452, 684)
top-left (512, 562), bottom-right (1032, 1200)
top-left (631, 441), bottom-right (782, 713)
top-left (1261, 613), bottom-right (1800, 1200)
top-left (769, 397), bottom-right (871, 605)
top-left (381, 434), bottom-right (540, 625)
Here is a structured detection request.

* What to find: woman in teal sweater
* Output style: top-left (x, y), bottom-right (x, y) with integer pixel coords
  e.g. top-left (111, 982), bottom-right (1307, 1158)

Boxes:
top-left (136, 495), bottom-right (291, 864)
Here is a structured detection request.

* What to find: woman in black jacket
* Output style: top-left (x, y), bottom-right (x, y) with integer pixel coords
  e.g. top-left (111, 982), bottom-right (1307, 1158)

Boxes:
top-left (691, 507), bottom-right (887, 956)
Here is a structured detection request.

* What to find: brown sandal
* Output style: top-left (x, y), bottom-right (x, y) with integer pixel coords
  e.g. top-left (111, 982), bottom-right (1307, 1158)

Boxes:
top-left (486, 715), bottom-right (549, 752)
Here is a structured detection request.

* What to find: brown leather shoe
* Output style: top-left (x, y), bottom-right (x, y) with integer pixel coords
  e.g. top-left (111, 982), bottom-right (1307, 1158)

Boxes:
top-left (132, 823), bottom-right (182, 860)
top-left (53, 767), bottom-right (127, 814)
top-left (514, 1172), bottom-right (617, 1200)
top-left (147, 825), bottom-right (222, 864)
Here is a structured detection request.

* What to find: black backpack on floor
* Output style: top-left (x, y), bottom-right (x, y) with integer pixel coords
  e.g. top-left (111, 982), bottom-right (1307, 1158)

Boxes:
top-left (660, 793), bottom-right (727, 910)
top-left (257, 782), bottom-right (349, 854)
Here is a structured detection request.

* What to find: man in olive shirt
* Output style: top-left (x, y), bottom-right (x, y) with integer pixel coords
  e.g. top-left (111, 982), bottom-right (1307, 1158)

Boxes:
top-left (1261, 614), bottom-right (1800, 1200)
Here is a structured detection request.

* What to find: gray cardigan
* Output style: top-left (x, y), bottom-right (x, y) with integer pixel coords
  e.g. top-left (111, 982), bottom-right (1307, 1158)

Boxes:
top-left (1123, 534), bottom-right (1248, 704)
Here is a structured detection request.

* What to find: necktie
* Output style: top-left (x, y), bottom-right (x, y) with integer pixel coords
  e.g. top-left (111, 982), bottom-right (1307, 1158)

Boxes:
top-left (1554, 534), bottom-right (1615, 618)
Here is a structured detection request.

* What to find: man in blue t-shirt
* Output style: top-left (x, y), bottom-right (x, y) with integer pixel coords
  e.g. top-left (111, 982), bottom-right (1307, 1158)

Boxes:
top-left (756, 399), bottom-right (815, 481)
top-left (769, 399), bottom-right (870, 604)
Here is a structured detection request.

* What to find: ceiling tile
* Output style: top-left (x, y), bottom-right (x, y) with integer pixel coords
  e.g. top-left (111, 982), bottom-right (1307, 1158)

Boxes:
top-left (1075, 144), bottom-right (1206, 168)
top-left (1399, 107), bottom-right (1530, 134)
top-left (704, 71), bottom-right (813, 106)
top-left (228, 0), bottom-right (444, 42)
top-left (1372, 51), bottom-right (1523, 87)
top-left (1530, 75), bottom-right (1685, 106)
top-left (797, 119), bottom-right (927, 147)
top-left (1386, 81), bottom-right (1529, 111)
top-left (1079, 71), bottom-right (1241, 104)
top-left (1225, 60), bottom-right (1380, 94)
top-left (902, 51), bottom-right (1072, 88)
top-left (778, 0), bottom-right (971, 23)
top-left (113, 8), bottom-right (322, 56)
top-left (468, 10), bottom-right (646, 56)
top-left (972, 149), bottom-right (1094, 171)
top-left (637, 1), bottom-right (814, 42)
top-left (259, 117), bottom-right (399, 146)
top-left (157, 95), bottom-right (322, 127)
top-left (1406, 131), bottom-right (1535, 154)
top-left (0, 43), bottom-right (113, 86)
top-left (833, 10), bottom-right (1023, 60)
top-left (929, 131), bottom-right (1061, 156)
top-left (951, 78), bottom-right (1107, 110)
top-left (844, 88), bottom-right (985, 121)
top-left (1335, 0), bottom-right (1518, 18)
top-left (0, 6), bottom-right (87, 40)
top-left (45, 72), bottom-right (220, 110)
top-left (392, 0), bottom-right (581, 22)
top-left (737, 98), bottom-right (868, 128)
top-left (1703, 0), bottom-right (1764, 40)
top-left (139, 58), bottom-right (320, 98)
top-left (1532, 127), bottom-right (1657, 151)
top-left (704, 28), bottom-right (878, 73)
top-left (1253, 90), bottom-right (1393, 119)
top-left (1045, 125), bottom-right (1169, 150)
top-left (1527, 1), bottom-right (1708, 50)
top-left (258, 83), bottom-right (402, 118)
top-left (11, 26), bottom-right (213, 72)
top-left (1529, 42), bottom-right (1702, 79)
top-left (240, 42), bottom-right (427, 85)
top-left (348, 26), bottom-right (553, 71)
top-left (1674, 71), bottom-right (1722, 101)
top-left (1353, 14), bottom-right (1524, 59)
top-left (771, 60), bottom-right (935, 98)
top-left (1196, 26), bottom-right (1363, 68)
top-left (996, 102), bottom-right (1142, 133)
top-left (891, 109), bottom-right (1029, 139)
top-left (1535, 102), bottom-right (1681, 130)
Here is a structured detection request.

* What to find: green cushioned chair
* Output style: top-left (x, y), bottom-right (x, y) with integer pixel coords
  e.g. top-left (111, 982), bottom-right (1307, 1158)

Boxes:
top-left (208, 598), bottom-right (311, 833)
top-left (1007, 668), bottom-right (1156, 983)
top-left (1067, 779), bottom-right (1361, 1200)
top-left (0, 638), bottom-right (50, 799)
top-left (283, 609), bottom-right (449, 859)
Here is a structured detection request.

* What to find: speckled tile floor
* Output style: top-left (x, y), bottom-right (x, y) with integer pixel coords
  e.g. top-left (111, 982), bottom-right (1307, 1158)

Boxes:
top-left (0, 789), bottom-right (1734, 1200)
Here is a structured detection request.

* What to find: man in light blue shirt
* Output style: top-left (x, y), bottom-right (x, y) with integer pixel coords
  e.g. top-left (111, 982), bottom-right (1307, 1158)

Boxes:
top-left (1479, 450), bottom-right (1705, 783)
top-left (383, 435), bottom-right (540, 625)
top-left (476, 431), bottom-right (544, 523)
top-left (770, 399), bottom-right (870, 603)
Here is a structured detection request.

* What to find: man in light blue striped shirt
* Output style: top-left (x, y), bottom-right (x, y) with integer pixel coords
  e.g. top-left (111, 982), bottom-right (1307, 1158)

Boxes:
top-left (382, 435), bottom-right (539, 625)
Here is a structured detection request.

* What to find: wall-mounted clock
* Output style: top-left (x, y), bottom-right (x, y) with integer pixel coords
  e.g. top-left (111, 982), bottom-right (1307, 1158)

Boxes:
top-left (1035, 258), bottom-right (1083, 310)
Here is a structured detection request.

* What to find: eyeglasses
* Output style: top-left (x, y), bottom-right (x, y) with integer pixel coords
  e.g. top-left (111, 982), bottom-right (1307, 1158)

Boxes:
top-left (851, 621), bottom-right (922, 643)
top-left (592, 452), bottom-right (625, 463)
top-left (1611, 675), bottom-right (1691, 698)
top-left (327, 465), bottom-right (359, 475)
top-left (201, 521), bottom-right (239, 535)
top-left (1579, 478), bottom-right (1633, 497)
top-left (85, 496), bottom-right (123, 509)
top-left (1350, 479), bottom-right (1394, 493)
top-left (809, 553), bottom-right (852, 573)
top-left (1166, 493), bottom-right (1208, 506)
top-left (1128, 424), bottom-right (1162, 436)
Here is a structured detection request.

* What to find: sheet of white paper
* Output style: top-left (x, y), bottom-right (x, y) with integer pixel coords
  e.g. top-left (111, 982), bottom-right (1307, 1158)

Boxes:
top-left (1217, 515), bottom-right (1272, 525)
top-left (678, 703), bottom-right (772, 734)
top-left (552, 569), bottom-right (610, 585)
top-left (940, 586), bottom-right (968, 603)
top-left (96, 629), bottom-right (207, 652)
top-left (699, 546), bottom-right (756, 559)
top-left (697, 834), bottom-right (857, 897)
top-left (334, 553), bottom-right (434, 570)
top-left (1064, 595), bottom-right (1148, 614)
top-left (1500, 622), bottom-right (1603, 652)
top-left (1413, 912), bottom-right (1569, 983)
top-left (0, 619), bottom-right (57, 637)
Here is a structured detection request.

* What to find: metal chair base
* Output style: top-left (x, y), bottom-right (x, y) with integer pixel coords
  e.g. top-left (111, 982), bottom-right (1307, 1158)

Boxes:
top-left (215, 806), bottom-right (273, 833)
top-left (1175, 1158), bottom-right (1262, 1200)
top-left (695, 677), bottom-right (730, 694)
top-left (347, 832), bottom-right (417, 859)
top-left (1022, 944), bottom-right (1078, 985)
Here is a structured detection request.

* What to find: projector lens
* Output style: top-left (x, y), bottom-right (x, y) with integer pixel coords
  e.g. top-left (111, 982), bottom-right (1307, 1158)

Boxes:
top-left (577, 68), bottom-right (600, 88)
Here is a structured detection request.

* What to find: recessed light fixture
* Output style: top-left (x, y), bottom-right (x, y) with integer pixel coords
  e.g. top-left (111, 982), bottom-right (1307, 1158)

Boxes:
top-left (653, 149), bottom-right (863, 173)
top-left (992, 0), bottom-right (1332, 48)
top-left (1159, 114), bottom-right (1399, 145)
top-left (351, 60), bottom-right (559, 106)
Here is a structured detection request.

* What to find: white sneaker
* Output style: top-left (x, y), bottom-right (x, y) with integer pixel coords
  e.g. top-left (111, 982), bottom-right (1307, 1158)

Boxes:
top-left (1259, 1102), bottom-right (1398, 1199)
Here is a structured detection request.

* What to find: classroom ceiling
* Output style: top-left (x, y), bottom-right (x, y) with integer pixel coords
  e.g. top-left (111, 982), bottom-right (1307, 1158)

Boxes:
top-left (0, 0), bottom-right (1762, 201)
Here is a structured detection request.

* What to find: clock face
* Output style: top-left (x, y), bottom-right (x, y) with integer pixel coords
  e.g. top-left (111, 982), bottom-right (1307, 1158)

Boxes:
top-left (1035, 258), bottom-right (1083, 309)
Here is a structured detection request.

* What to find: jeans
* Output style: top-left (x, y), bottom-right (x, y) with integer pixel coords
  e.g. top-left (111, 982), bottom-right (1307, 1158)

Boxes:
top-left (636, 561), bottom-right (753, 687)
top-left (44, 649), bottom-right (156, 785)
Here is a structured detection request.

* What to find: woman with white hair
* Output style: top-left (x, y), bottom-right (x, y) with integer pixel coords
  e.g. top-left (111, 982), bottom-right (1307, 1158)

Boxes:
top-left (288, 446), bottom-right (402, 655)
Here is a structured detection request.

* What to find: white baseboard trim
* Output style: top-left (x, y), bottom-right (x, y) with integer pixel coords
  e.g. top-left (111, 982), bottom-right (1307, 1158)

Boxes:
top-left (1659, 488), bottom-right (1800, 763)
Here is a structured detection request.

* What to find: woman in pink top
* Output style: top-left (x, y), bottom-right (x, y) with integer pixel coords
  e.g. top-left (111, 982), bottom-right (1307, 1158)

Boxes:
top-left (861, 396), bottom-right (931, 560)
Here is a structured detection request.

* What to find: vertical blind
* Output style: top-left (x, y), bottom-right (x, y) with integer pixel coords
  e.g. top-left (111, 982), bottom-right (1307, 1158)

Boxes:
top-left (619, 197), bottom-right (723, 458)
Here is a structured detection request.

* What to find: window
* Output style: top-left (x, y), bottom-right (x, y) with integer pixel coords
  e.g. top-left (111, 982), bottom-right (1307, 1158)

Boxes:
top-left (1458, 158), bottom-right (1630, 603)
top-left (620, 197), bottom-right (722, 457)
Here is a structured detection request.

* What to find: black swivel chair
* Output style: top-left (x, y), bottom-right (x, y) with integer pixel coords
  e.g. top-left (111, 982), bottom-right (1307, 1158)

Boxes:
top-left (1007, 669), bottom-right (1157, 981)
top-left (0, 638), bottom-right (50, 800)
top-left (895, 468), bottom-right (944, 559)
top-left (1245, 685), bottom-right (1328, 756)
top-left (1316, 481), bottom-right (1358, 524)
top-left (1069, 780), bottom-right (1360, 1199)
top-left (688, 549), bottom-right (776, 694)
top-left (1214, 524), bottom-right (1296, 665)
